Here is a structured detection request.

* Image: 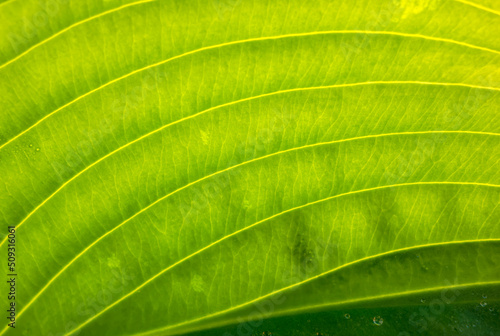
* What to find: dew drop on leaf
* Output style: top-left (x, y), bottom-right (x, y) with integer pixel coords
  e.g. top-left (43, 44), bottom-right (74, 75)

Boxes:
top-left (36, 147), bottom-right (40, 152)
top-left (420, 298), bottom-right (426, 303)
top-left (373, 316), bottom-right (383, 326)
top-left (480, 301), bottom-right (487, 307)
top-left (482, 294), bottom-right (487, 299)
top-left (344, 313), bottom-right (350, 319)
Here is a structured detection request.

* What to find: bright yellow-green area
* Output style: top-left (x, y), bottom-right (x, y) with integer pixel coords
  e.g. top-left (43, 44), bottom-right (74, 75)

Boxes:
top-left (0, 0), bottom-right (499, 335)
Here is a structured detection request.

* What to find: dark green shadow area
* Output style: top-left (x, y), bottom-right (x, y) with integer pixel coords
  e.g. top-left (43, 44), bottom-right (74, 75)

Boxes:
top-left (186, 300), bottom-right (500, 336)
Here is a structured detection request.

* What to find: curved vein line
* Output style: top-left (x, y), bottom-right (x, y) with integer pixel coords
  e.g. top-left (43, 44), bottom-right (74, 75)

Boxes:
top-left (2, 93), bottom-right (499, 249)
top-left (2, 29), bottom-right (499, 151)
top-left (140, 279), bottom-right (500, 336)
top-left (0, 0), bottom-right (156, 69)
top-left (7, 133), bottom-right (498, 327)
top-left (13, 181), bottom-right (498, 336)
top-left (67, 237), bottom-right (500, 336)
top-left (0, 0), bottom-right (16, 9)
top-left (0, 89), bottom-right (500, 247)
top-left (455, 0), bottom-right (500, 16)
top-left (284, 282), bottom-right (500, 315)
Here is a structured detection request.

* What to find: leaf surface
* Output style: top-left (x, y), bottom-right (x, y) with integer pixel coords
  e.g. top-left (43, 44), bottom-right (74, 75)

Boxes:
top-left (0, 0), bottom-right (499, 335)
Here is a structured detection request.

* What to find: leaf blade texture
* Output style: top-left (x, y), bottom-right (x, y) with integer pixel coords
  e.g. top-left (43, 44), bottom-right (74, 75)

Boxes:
top-left (0, 0), bottom-right (499, 335)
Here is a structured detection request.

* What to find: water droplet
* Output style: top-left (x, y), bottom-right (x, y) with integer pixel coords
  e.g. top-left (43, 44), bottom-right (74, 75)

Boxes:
top-left (373, 316), bottom-right (383, 326)
top-left (29, 144), bottom-right (33, 148)
top-left (420, 298), bottom-right (426, 303)
top-left (344, 313), bottom-right (350, 319)
top-left (489, 307), bottom-right (494, 312)
top-left (36, 147), bottom-right (40, 152)
top-left (482, 294), bottom-right (487, 299)
top-left (480, 301), bottom-right (487, 307)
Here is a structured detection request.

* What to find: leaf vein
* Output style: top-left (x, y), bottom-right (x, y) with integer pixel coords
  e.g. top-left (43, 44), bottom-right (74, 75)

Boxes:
top-left (2, 29), bottom-right (499, 150)
top-left (71, 237), bottom-right (500, 336)
top-left (0, 0), bottom-right (157, 69)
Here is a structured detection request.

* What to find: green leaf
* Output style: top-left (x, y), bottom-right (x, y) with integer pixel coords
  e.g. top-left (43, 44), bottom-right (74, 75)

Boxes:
top-left (1, 0), bottom-right (499, 335)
